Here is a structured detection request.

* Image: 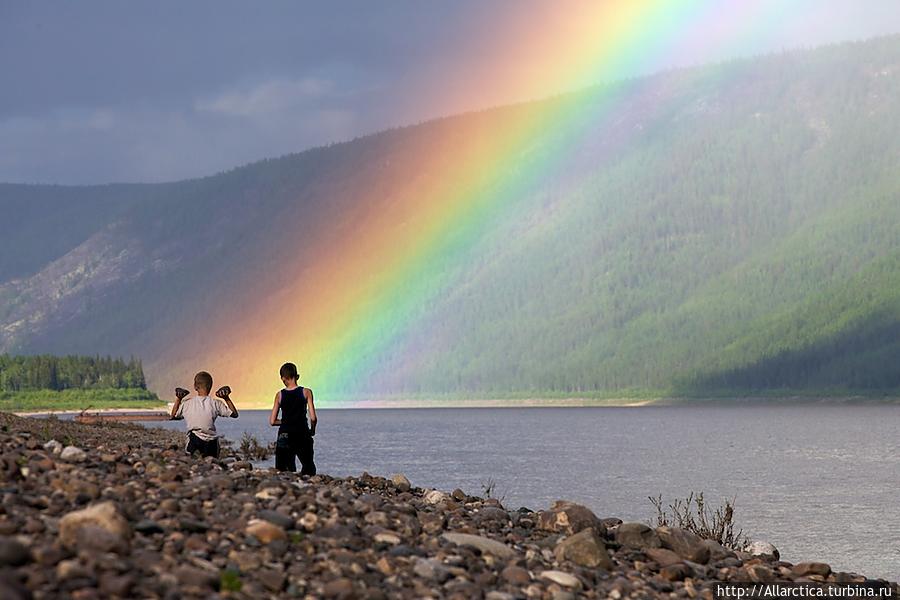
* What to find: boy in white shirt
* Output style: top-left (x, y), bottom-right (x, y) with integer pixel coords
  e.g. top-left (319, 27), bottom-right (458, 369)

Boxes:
top-left (170, 371), bottom-right (239, 458)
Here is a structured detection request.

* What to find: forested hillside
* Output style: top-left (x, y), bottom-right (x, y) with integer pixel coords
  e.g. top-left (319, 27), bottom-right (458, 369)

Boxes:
top-left (1, 36), bottom-right (898, 400)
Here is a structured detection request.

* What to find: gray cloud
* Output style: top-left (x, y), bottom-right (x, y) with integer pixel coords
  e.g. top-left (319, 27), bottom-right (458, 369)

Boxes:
top-left (1, 0), bottom-right (898, 184)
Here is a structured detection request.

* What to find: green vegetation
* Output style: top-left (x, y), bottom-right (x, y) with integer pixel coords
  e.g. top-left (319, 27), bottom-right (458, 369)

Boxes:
top-left (1, 36), bottom-right (899, 400)
top-left (0, 354), bottom-right (147, 391)
top-left (0, 354), bottom-right (161, 410)
top-left (0, 388), bottom-right (162, 412)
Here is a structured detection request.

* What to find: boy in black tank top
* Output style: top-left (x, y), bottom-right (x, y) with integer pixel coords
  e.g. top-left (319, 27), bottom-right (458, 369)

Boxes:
top-left (269, 362), bottom-right (318, 474)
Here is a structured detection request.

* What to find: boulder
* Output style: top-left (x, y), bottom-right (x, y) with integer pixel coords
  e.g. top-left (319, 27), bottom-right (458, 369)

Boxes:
top-left (657, 526), bottom-right (710, 564)
top-left (59, 501), bottom-right (131, 554)
top-left (424, 490), bottom-right (448, 505)
top-left (0, 537), bottom-right (31, 566)
top-left (702, 539), bottom-right (735, 562)
top-left (43, 440), bottom-right (63, 455)
top-left (539, 570), bottom-right (582, 589)
top-left (391, 474), bottom-right (411, 492)
top-left (245, 519), bottom-right (287, 544)
top-left (615, 522), bottom-right (662, 549)
top-left (60, 446), bottom-right (86, 462)
top-left (441, 532), bottom-right (515, 559)
top-left (744, 540), bottom-right (780, 560)
top-left (645, 547), bottom-right (683, 568)
top-left (554, 528), bottom-right (613, 570)
top-left (538, 501), bottom-right (603, 535)
top-left (792, 562), bottom-right (831, 578)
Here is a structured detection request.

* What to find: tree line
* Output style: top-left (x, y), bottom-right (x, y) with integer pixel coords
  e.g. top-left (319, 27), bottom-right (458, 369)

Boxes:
top-left (0, 354), bottom-right (148, 392)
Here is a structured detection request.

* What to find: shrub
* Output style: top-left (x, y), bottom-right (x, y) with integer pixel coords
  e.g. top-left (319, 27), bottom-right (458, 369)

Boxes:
top-left (649, 491), bottom-right (749, 550)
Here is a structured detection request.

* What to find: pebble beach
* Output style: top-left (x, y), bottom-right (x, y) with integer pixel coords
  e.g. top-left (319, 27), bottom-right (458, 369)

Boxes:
top-left (0, 412), bottom-right (894, 599)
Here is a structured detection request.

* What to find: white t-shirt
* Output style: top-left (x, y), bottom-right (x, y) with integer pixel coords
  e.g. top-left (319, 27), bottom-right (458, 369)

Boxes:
top-left (173, 395), bottom-right (235, 441)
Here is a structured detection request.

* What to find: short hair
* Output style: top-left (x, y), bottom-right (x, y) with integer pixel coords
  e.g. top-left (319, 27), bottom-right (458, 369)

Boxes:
top-left (194, 371), bottom-right (213, 393)
top-left (280, 362), bottom-right (299, 380)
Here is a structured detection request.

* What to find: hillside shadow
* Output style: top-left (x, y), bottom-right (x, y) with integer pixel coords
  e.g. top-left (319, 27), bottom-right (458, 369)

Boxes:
top-left (673, 312), bottom-right (900, 396)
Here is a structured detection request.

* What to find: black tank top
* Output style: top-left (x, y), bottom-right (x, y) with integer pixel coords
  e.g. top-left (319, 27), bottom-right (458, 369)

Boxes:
top-left (278, 387), bottom-right (309, 434)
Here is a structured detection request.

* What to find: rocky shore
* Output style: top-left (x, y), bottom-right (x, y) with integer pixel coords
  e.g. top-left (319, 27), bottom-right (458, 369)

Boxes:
top-left (0, 413), bottom-right (894, 599)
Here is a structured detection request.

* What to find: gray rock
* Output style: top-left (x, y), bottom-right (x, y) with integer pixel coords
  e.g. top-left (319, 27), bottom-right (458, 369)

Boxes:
top-left (441, 532), bottom-right (516, 559)
top-left (259, 509), bottom-right (294, 529)
top-left (391, 474), bottom-right (411, 492)
top-left (134, 519), bottom-right (164, 535)
top-left (59, 501), bottom-right (131, 554)
top-left (538, 501), bottom-right (603, 535)
top-left (702, 538), bottom-right (735, 562)
top-left (554, 528), bottom-right (613, 570)
top-left (43, 439), bottom-right (63, 455)
top-left (792, 562), bottom-right (831, 578)
top-left (60, 446), bottom-right (86, 462)
top-left (615, 522), bottom-right (662, 549)
top-left (424, 490), bottom-right (448, 504)
top-left (657, 526), bottom-right (710, 564)
top-left (745, 540), bottom-right (780, 560)
top-left (0, 537), bottom-right (30, 566)
top-left (539, 570), bottom-right (582, 589)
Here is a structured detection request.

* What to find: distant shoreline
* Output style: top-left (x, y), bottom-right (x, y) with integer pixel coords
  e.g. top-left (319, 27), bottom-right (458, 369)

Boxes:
top-left (11, 394), bottom-right (899, 415)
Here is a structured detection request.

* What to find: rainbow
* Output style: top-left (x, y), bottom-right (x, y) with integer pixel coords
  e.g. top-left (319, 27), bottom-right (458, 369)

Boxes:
top-left (173, 0), bottom-right (791, 406)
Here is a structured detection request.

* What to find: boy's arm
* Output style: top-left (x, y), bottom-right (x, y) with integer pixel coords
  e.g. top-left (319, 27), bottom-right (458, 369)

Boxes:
top-left (269, 392), bottom-right (282, 426)
top-left (215, 386), bottom-right (239, 418)
top-left (305, 388), bottom-right (317, 436)
top-left (170, 387), bottom-right (189, 420)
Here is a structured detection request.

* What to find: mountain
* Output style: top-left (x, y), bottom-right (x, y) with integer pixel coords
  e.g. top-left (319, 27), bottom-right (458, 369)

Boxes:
top-left (2, 36), bottom-right (899, 403)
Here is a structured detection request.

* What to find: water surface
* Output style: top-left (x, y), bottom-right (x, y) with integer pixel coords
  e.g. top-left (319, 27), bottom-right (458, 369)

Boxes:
top-left (150, 405), bottom-right (900, 579)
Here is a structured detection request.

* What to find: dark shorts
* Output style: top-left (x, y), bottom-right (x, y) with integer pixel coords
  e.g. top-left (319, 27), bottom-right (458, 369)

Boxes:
top-left (186, 431), bottom-right (220, 458)
top-left (275, 431), bottom-right (316, 475)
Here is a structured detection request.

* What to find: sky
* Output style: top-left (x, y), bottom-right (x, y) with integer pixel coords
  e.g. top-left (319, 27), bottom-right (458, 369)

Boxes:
top-left (1, 0), bottom-right (899, 185)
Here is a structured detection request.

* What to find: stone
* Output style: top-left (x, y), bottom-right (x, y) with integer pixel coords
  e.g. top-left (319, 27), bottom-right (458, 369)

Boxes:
top-left (60, 446), bottom-right (87, 462)
top-left (702, 539), bottom-right (735, 562)
top-left (322, 577), bottom-right (354, 598)
top-left (477, 506), bottom-right (509, 524)
top-left (134, 519), bottom-right (164, 535)
top-left (744, 541), bottom-right (780, 560)
top-left (43, 439), bottom-right (63, 454)
top-left (391, 474), bottom-right (411, 492)
top-left (374, 531), bottom-right (402, 545)
top-left (451, 488), bottom-right (467, 501)
top-left (501, 565), bottom-right (531, 585)
top-left (56, 558), bottom-right (90, 581)
top-left (539, 570), bottom-right (581, 589)
top-left (746, 564), bottom-right (775, 582)
top-left (554, 528), bottom-right (613, 570)
top-left (0, 537), bottom-right (31, 566)
top-left (538, 501), bottom-right (602, 535)
top-left (657, 526), bottom-right (710, 564)
top-left (615, 522), bottom-right (662, 549)
top-left (258, 568), bottom-right (286, 592)
top-left (792, 562), bottom-right (831, 578)
top-left (259, 509), bottom-right (294, 529)
top-left (99, 573), bottom-right (135, 597)
top-left (255, 487), bottom-right (283, 500)
top-left (59, 501), bottom-right (131, 554)
top-left (645, 547), bottom-right (683, 568)
top-left (424, 490), bottom-right (448, 504)
top-left (178, 518), bottom-right (210, 533)
top-left (174, 565), bottom-right (218, 590)
top-left (660, 563), bottom-right (693, 581)
top-left (245, 519), bottom-right (288, 544)
top-left (441, 532), bottom-right (515, 559)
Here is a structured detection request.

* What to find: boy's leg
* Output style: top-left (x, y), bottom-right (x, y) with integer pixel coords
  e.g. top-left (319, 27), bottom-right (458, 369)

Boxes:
top-left (275, 433), bottom-right (296, 472)
top-left (187, 432), bottom-right (219, 458)
top-left (298, 434), bottom-right (316, 476)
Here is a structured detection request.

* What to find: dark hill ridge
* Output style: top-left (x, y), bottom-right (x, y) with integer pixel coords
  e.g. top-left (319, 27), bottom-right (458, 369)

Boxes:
top-left (1, 35), bottom-right (899, 398)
